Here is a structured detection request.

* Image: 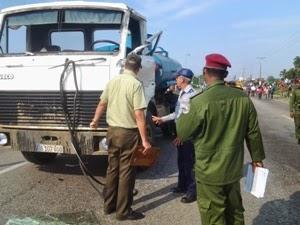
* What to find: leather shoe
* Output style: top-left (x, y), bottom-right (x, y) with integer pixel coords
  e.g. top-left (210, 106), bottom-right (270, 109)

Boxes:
top-left (181, 196), bottom-right (196, 203)
top-left (104, 208), bottom-right (116, 215)
top-left (171, 187), bottom-right (186, 194)
top-left (116, 209), bottom-right (145, 221)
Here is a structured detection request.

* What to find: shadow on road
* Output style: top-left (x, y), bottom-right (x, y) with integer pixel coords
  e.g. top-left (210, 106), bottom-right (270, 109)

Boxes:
top-left (35, 138), bottom-right (178, 181)
top-left (36, 154), bottom-right (108, 177)
top-left (134, 183), bottom-right (179, 213)
top-left (252, 191), bottom-right (300, 225)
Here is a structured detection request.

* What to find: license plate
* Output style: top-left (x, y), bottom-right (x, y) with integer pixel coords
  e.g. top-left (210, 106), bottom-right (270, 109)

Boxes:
top-left (36, 144), bottom-right (64, 153)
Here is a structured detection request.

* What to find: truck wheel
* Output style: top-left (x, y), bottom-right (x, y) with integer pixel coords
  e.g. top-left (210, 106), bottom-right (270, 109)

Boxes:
top-left (21, 152), bottom-right (57, 164)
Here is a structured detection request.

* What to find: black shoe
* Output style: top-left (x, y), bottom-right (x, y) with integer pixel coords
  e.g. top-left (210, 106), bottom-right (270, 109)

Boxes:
top-left (298, 139), bottom-right (300, 145)
top-left (133, 188), bottom-right (138, 196)
top-left (116, 209), bottom-right (145, 221)
top-left (171, 187), bottom-right (186, 194)
top-left (104, 208), bottom-right (116, 215)
top-left (180, 196), bottom-right (196, 203)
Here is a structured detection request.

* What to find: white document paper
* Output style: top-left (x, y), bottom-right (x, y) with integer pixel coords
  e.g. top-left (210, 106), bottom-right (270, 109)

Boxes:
top-left (244, 163), bottom-right (269, 198)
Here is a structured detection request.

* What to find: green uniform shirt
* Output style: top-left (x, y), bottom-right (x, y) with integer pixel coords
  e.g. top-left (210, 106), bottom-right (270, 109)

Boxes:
top-left (289, 86), bottom-right (300, 139)
top-left (101, 69), bottom-right (147, 128)
top-left (289, 87), bottom-right (300, 112)
top-left (176, 80), bottom-right (265, 185)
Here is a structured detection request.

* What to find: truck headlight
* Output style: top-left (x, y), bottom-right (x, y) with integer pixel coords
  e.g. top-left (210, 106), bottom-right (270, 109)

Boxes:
top-left (0, 133), bottom-right (8, 146)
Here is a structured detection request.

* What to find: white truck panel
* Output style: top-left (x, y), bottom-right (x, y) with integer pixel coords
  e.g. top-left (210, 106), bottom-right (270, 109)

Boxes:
top-left (0, 55), bottom-right (118, 91)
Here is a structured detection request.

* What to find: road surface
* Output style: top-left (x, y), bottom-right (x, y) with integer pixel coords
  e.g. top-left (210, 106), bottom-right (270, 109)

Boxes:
top-left (0, 97), bottom-right (299, 225)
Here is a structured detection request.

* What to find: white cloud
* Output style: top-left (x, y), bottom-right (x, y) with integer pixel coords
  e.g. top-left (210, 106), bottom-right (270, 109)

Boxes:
top-left (137, 0), bottom-right (187, 18)
top-left (170, 1), bottom-right (216, 20)
top-left (232, 16), bottom-right (300, 31)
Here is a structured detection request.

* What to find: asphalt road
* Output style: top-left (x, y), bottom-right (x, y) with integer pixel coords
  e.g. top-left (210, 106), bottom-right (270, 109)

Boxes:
top-left (0, 97), bottom-right (299, 225)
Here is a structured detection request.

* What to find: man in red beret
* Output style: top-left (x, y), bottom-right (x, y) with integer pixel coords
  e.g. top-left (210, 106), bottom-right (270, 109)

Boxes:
top-left (176, 53), bottom-right (265, 225)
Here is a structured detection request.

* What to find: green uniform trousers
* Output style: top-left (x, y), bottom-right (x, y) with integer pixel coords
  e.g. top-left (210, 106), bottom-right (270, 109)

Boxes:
top-left (196, 181), bottom-right (245, 225)
top-left (104, 126), bottom-right (139, 218)
top-left (294, 112), bottom-right (300, 139)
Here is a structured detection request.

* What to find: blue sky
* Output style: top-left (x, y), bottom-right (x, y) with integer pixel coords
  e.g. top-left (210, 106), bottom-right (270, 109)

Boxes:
top-left (1, 0), bottom-right (300, 80)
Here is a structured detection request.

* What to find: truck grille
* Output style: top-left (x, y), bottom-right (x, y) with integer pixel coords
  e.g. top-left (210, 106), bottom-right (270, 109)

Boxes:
top-left (0, 91), bottom-right (107, 128)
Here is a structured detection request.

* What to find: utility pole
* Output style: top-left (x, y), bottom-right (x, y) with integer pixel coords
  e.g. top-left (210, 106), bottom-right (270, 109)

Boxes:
top-left (242, 67), bottom-right (246, 80)
top-left (256, 57), bottom-right (266, 79)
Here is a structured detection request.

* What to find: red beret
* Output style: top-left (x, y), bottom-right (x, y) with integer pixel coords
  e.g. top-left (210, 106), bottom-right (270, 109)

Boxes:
top-left (205, 53), bottom-right (231, 70)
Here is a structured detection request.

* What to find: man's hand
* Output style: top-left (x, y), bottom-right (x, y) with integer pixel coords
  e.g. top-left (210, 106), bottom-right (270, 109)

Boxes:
top-left (252, 161), bottom-right (264, 172)
top-left (90, 100), bottom-right (107, 128)
top-left (290, 112), bottom-right (295, 118)
top-left (142, 140), bottom-right (152, 155)
top-left (152, 116), bottom-right (163, 125)
top-left (89, 119), bottom-right (98, 128)
top-left (173, 137), bottom-right (183, 147)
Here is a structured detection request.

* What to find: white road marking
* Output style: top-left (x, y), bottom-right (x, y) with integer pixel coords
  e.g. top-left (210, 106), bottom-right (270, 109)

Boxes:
top-left (282, 115), bottom-right (293, 121)
top-left (0, 161), bottom-right (29, 175)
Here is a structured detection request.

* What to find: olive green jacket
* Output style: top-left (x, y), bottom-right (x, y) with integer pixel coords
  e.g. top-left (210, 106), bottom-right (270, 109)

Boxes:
top-left (289, 87), bottom-right (300, 112)
top-left (176, 80), bottom-right (265, 185)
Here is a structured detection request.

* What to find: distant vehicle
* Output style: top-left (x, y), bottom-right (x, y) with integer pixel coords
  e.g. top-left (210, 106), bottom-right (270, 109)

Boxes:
top-left (0, 1), bottom-right (181, 164)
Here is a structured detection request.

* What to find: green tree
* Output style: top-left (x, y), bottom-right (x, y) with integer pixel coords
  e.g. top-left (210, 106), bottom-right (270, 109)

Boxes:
top-left (198, 74), bottom-right (204, 84)
top-left (293, 56), bottom-right (300, 78)
top-left (293, 56), bottom-right (300, 69)
top-left (267, 75), bottom-right (275, 83)
top-left (286, 68), bottom-right (297, 79)
top-left (191, 76), bottom-right (200, 87)
top-left (280, 69), bottom-right (287, 78)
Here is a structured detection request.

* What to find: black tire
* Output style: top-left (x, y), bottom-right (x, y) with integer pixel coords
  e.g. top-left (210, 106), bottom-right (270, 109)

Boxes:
top-left (21, 152), bottom-right (57, 164)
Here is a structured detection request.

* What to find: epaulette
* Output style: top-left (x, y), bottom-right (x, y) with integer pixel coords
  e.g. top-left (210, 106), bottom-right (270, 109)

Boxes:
top-left (190, 90), bottom-right (203, 99)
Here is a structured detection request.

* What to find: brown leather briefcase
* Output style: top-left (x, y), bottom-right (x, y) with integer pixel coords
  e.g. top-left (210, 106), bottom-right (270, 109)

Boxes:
top-left (130, 146), bottom-right (160, 167)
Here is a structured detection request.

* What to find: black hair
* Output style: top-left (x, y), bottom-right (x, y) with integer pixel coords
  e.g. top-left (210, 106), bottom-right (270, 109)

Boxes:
top-left (205, 67), bottom-right (228, 79)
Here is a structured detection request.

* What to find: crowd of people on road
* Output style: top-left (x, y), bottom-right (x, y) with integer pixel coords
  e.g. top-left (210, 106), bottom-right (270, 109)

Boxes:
top-left (245, 81), bottom-right (276, 100)
top-left (89, 52), bottom-right (267, 225)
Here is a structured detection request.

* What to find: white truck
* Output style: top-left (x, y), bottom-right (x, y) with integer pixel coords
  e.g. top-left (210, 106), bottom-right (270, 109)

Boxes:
top-left (0, 1), bottom-right (181, 164)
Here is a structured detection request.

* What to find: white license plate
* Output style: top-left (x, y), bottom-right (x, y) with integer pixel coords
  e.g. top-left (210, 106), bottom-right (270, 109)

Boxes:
top-left (36, 144), bottom-right (64, 153)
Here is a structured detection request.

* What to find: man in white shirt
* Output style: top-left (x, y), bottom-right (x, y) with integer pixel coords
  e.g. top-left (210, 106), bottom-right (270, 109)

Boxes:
top-left (152, 68), bottom-right (197, 203)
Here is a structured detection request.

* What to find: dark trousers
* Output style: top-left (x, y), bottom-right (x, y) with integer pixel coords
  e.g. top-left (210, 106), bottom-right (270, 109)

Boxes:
top-left (294, 112), bottom-right (300, 139)
top-left (177, 141), bottom-right (196, 197)
top-left (196, 181), bottom-right (245, 225)
top-left (104, 126), bottom-right (139, 218)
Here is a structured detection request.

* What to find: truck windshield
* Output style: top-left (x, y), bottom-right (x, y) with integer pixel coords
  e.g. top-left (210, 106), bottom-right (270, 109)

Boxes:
top-left (0, 9), bottom-right (123, 55)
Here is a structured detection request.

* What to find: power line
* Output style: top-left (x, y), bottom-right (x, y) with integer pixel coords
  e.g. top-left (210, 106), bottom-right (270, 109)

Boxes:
top-left (263, 31), bottom-right (300, 58)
